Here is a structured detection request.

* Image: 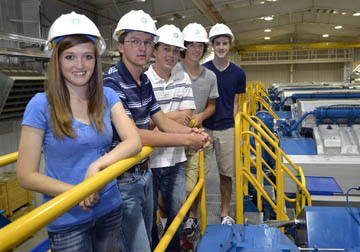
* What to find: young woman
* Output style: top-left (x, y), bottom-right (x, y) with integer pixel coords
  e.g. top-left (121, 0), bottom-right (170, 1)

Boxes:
top-left (16, 12), bottom-right (141, 252)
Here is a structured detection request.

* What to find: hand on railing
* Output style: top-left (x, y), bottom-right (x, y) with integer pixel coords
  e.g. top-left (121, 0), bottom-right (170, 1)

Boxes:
top-left (79, 161), bottom-right (103, 211)
top-left (190, 127), bottom-right (210, 151)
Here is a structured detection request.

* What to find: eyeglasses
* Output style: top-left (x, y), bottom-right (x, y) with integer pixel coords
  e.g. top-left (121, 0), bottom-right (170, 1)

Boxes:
top-left (124, 38), bottom-right (154, 48)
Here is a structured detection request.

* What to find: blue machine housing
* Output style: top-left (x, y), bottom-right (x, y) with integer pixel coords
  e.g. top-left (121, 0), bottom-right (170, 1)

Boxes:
top-left (296, 206), bottom-right (360, 250)
top-left (272, 93), bottom-right (360, 111)
top-left (197, 224), bottom-right (299, 252)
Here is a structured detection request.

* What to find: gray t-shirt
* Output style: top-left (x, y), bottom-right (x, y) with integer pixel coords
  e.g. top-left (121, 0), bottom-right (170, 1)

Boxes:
top-left (177, 62), bottom-right (219, 114)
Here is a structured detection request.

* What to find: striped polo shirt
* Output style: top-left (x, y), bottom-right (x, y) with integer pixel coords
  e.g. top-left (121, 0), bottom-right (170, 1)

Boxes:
top-left (103, 59), bottom-right (161, 148)
top-left (145, 63), bottom-right (195, 168)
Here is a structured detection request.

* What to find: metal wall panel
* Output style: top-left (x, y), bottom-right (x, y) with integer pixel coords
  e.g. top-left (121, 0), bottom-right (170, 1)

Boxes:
top-left (293, 63), bottom-right (344, 83)
top-left (242, 63), bottom-right (344, 87)
top-left (242, 64), bottom-right (290, 88)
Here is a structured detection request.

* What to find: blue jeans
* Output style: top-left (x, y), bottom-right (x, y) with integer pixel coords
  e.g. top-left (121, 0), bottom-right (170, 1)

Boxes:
top-left (117, 168), bottom-right (153, 252)
top-left (151, 162), bottom-right (186, 252)
top-left (48, 205), bottom-right (124, 252)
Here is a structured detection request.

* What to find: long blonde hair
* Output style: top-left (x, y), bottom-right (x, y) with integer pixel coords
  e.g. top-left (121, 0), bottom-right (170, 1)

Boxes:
top-left (46, 35), bottom-right (105, 139)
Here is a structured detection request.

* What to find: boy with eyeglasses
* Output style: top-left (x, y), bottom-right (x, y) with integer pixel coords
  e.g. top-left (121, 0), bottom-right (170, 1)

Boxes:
top-left (103, 10), bottom-right (210, 252)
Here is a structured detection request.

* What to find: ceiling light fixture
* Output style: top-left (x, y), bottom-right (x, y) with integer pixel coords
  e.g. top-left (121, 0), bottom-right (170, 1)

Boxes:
top-left (353, 12), bottom-right (360, 16)
top-left (322, 34), bottom-right (329, 38)
top-left (264, 28), bottom-right (272, 32)
top-left (264, 16), bottom-right (273, 21)
top-left (334, 25), bottom-right (342, 29)
top-left (264, 36), bottom-right (271, 40)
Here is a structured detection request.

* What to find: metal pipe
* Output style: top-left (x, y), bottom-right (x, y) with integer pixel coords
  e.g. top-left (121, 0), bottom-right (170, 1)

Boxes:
top-left (154, 178), bottom-right (205, 252)
top-left (0, 146), bottom-right (156, 251)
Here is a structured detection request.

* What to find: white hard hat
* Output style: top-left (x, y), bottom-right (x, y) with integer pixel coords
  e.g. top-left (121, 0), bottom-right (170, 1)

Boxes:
top-left (182, 23), bottom-right (208, 43)
top-left (113, 10), bottom-right (157, 42)
top-left (44, 11), bottom-right (106, 56)
top-left (156, 24), bottom-right (186, 49)
top-left (209, 23), bottom-right (234, 42)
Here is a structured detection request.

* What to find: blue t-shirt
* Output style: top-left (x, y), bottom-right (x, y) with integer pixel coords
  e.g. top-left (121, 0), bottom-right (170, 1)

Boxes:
top-left (21, 87), bottom-right (122, 232)
top-left (203, 61), bottom-right (246, 130)
top-left (103, 59), bottom-right (161, 148)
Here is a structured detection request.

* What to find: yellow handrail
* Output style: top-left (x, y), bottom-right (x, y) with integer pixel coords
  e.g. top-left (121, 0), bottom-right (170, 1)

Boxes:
top-left (154, 150), bottom-right (206, 251)
top-left (0, 118), bottom-right (206, 252)
top-left (0, 146), bottom-right (156, 251)
top-left (0, 152), bottom-right (18, 167)
top-left (235, 102), bottom-right (312, 223)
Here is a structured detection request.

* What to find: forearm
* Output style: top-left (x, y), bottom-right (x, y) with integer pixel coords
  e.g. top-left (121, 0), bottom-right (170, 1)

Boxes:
top-left (233, 104), bottom-right (239, 118)
top-left (17, 171), bottom-right (73, 197)
top-left (157, 115), bottom-right (192, 134)
top-left (164, 109), bottom-right (192, 126)
top-left (233, 94), bottom-right (240, 118)
top-left (139, 129), bottom-right (192, 147)
top-left (197, 105), bottom-right (215, 122)
top-left (93, 138), bottom-right (142, 170)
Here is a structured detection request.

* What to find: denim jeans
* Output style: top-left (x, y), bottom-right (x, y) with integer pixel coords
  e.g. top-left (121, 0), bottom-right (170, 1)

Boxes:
top-left (117, 168), bottom-right (153, 252)
top-left (48, 205), bottom-right (124, 252)
top-left (151, 162), bottom-right (186, 251)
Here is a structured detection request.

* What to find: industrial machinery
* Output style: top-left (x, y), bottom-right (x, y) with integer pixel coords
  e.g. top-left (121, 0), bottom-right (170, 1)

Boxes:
top-left (256, 83), bottom-right (360, 199)
top-left (196, 79), bottom-right (360, 251)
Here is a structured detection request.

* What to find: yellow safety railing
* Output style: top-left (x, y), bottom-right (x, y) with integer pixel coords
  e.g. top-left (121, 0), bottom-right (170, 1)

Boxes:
top-left (0, 146), bottom-right (156, 251)
top-left (0, 152), bottom-right (18, 167)
top-left (235, 101), bottom-right (312, 224)
top-left (154, 150), bottom-right (206, 252)
top-left (0, 124), bottom-right (207, 252)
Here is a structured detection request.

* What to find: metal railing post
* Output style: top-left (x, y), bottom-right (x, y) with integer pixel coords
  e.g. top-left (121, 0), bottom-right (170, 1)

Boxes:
top-left (234, 112), bottom-right (243, 224)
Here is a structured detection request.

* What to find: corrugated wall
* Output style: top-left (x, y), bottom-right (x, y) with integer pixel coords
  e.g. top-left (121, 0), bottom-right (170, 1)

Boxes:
top-left (242, 62), bottom-right (344, 88)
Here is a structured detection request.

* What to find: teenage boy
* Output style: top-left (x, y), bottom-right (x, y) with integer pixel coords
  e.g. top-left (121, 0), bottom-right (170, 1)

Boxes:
top-left (203, 23), bottom-right (246, 225)
top-left (103, 11), bottom-right (209, 252)
top-left (145, 23), bottom-right (194, 251)
top-left (178, 23), bottom-right (219, 238)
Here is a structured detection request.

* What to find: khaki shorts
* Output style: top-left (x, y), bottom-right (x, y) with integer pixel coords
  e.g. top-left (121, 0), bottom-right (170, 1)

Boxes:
top-left (204, 127), bottom-right (235, 178)
top-left (184, 147), bottom-right (199, 193)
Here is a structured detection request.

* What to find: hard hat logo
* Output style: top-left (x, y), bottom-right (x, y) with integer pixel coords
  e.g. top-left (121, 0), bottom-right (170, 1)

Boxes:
top-left (71, 18), bottom-right (81, 25)
top-left (173, 33), bottom-right (179, 39)
top-left (141, 17), bottom-right (148, 24)
top-left (195, 29), bottom-right (200, 35)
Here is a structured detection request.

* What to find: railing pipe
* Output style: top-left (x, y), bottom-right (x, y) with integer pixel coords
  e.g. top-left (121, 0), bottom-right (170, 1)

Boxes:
top-left (275, 148), bottom-right (287, 221)
top-left (0, 152), bottom-right (18, 167)
top-left (199, 150), bottom-right (207, 234)
top-left (0, 146), bottom-right (156, 251)
top-left (234, 112), bottom-right (244, 224)
top-left (255, 139), bottom-right (263, 211)
top-left (154, 177), bottom-right (205, 252)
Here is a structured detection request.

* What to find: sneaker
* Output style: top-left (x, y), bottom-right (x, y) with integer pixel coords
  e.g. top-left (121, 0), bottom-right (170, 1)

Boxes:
top-left (221, 216), bottom-right (235, 225)
top-left (184, 217), bottom-right (198, 238)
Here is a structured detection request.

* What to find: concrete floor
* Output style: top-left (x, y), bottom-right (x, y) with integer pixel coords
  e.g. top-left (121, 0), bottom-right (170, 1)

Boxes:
top-left (15, 228), bottom-right (48, 252)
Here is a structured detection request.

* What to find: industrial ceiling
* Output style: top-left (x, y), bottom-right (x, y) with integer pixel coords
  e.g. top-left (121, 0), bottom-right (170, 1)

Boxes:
top-left (51, 0), bottom-right (360, 46)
